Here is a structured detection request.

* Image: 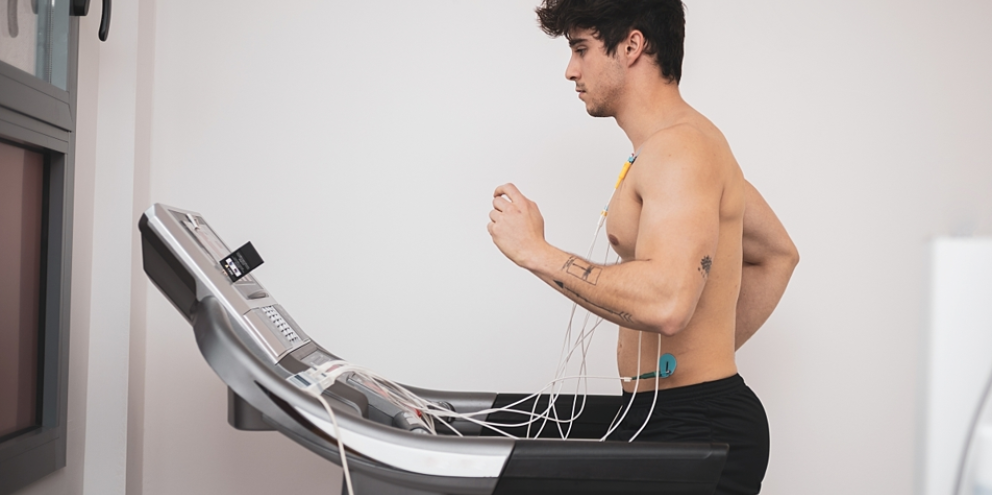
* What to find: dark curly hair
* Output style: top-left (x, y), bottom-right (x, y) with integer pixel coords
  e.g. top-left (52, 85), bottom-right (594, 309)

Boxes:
top-left (536, 0), bottom-right (685, 83)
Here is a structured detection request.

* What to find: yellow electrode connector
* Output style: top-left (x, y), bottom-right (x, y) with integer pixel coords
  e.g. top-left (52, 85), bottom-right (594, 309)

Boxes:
top-left (614, 157), bottom-right (634, 190)
top-left (602, 154), bottom-right (638, 220)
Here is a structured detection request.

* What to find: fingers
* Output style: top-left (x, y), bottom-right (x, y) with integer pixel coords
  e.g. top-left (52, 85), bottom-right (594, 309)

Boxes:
top-left (492, 195), bottom-right (512, 212)
top-left (489, 183), bottom-right (533, 239)
top-left (494, 183), bottom-right (523, 202)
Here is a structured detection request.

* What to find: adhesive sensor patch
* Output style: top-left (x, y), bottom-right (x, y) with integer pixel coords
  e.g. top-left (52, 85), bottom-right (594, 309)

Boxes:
top-left (658, 353), bottom-right (677, 378)
top-left (627, 353), bottom-right (679, 381)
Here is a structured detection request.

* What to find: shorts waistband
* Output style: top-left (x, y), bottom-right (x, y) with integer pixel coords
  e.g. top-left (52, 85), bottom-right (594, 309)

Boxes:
top-left (621, 373), bottom-right (746, 406)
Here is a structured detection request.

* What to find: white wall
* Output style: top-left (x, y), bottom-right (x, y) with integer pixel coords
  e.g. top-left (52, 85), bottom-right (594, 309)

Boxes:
top-left (13, 1), bottom-right (992, 494)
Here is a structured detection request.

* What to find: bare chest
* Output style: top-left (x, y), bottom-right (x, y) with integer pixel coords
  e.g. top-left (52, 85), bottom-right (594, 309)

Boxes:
top-left (604, 184), bottom-right (641, 261)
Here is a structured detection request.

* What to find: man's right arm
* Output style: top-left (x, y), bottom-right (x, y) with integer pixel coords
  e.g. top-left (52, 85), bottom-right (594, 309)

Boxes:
top-left (735, 180), bottom-right (799, 350)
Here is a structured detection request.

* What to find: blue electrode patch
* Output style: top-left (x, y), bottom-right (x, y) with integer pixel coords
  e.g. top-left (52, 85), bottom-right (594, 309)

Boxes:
top-left (658, 353), bottom-right (677, 378)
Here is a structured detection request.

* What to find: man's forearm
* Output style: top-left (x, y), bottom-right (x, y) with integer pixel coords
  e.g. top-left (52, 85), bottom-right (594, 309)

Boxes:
top-left (534, 260), bottom-right (636, 326)
top-left (735, 180), bottom-right (799, 349)
top-left (524, 245), bottom-right (699, 336)
top-left (735, 258), bottom-right (797, 349)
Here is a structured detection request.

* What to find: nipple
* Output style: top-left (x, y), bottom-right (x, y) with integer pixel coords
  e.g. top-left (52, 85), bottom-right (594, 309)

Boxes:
top-left (608, 234), bottom-right (619, 246)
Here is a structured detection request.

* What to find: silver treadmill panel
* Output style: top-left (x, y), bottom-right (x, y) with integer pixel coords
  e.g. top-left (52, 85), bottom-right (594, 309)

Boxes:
top-left (243, 305), bottom-right (305, 356)
top-left (148, 205), bottom-right (310, 361)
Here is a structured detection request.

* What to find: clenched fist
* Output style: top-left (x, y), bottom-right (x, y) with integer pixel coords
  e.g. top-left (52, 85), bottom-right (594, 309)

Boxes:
top-left (488, 183), bottom-right (550, 269)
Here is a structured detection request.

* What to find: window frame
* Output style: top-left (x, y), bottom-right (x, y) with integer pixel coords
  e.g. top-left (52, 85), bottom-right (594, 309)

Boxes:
top-left (0, 14), bottom-right (79, 495)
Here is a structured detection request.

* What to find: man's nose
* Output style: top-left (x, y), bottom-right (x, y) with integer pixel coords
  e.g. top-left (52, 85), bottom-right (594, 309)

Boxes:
top-left (565, 58), bottom-right (579, 81)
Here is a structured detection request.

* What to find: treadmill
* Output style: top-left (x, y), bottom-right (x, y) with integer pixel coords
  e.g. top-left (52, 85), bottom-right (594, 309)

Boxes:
top-left (139, 203), bottom-right (727, 495)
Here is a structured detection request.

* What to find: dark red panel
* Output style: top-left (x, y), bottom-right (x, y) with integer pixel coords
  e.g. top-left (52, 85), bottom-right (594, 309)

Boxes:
top-left (0, 141), bottom-right (44, 439)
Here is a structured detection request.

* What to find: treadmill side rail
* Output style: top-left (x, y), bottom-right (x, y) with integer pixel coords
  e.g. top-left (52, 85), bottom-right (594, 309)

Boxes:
top-left (493, 440), bottom-right (728, 495)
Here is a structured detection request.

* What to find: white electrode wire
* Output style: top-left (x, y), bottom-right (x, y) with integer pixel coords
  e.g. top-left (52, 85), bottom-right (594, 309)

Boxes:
top-left (428, 408), bottom-right (521, 439)
top-left (563, 188), bottom-right (624, 425)
top-left (532, 240), bottom-right (597, 439)
top-left (385, 374), bottom-right (626, 440)
top-left (549, 340), bottom-right (584, 438)
top-left (628, 335), bottom-right (661, 442)
top-left (604, 397), bottom-right (625, 439)
top-left (560, 325), bottom-right (591, 439)
top-left (532, 287), bottom-right (601, 437)
top-left (563, 319), bottom-right (597, 440)
top-left (521, 156), bottom-right (631, 440)
top-left (403, 164), bottom-right (639, 440)
top-left (601, 331), bottom-right (643, 441)
top-left (312, 390), bottom-right (354, 495)
top-left (560, 309), bottom-right (602, 439)
top-left (533, 314), bottom-right (605, 438)
top-left (442, 371), bottom-right (625, 423)
top-left (315, 362), bottom-right (441, 434)
top-left (530, 299), bottom-right (582, 438)
top-left (563, 248), bottom-right (618, 439)
top-left (552, 206), bottom-right (616, 439)
top-left (594, 256), bottom-right (630, 441)
top-left (320, 355), bottom-right (625, 436)
top-left (551, 206), bottom-right (626, 439)
top-left (428, 372), bottom-right (623, 424)
top-left (441, 153), bottom-right (638, 439)
top-left (429, 414), bottom-right (463, 437)
top-left (309, 163), bottom-right (640, 446)
top-left (510, 150), bottom-right (639, 440)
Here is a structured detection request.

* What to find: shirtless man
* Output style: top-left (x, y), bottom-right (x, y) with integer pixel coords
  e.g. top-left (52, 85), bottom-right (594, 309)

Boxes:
top-left (487, 1), bottom-right (799, 493)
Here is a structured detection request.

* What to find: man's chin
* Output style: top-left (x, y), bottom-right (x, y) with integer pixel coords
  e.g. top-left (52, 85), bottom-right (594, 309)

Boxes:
top-left (586, 105), bottom-right (611, 118)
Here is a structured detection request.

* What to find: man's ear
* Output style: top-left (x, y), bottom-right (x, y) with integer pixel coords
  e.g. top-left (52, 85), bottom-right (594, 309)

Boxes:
top-left (623, 29), bottom-right (647, 67)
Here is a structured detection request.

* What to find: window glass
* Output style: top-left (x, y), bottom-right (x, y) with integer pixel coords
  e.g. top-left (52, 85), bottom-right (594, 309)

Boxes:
top-left (0, 0), bottom-right (70, 89)
top-left (0, 140), bottom-right (44, 440)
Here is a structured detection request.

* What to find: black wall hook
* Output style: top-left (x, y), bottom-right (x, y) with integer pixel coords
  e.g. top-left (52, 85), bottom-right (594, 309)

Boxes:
top-left (8, 0), bottom-right (19, 38)
top-left (70, 0), bottom-right (111, 42)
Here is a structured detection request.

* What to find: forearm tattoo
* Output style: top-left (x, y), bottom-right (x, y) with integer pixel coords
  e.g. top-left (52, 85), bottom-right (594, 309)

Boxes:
top-left (554, 280), bottom-right (633, 323)
top-left (698, 256), bottom-right (713, 278)
top-left (562, 256), bottom-right (602, 285)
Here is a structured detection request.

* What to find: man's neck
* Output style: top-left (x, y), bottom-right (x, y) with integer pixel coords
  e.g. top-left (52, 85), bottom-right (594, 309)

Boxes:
top-left (614, 80), bottom-right (689, 151)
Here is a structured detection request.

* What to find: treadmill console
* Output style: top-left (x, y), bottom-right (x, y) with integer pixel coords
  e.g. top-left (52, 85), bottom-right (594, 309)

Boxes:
top-left (139, 204), bottom-right (426, 431)
top-left (166, 208), bottom-right (309, 361)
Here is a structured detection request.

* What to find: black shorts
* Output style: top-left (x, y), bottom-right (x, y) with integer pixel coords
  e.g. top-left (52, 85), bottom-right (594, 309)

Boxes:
top-left (607, 374), bottom-right (770, 495)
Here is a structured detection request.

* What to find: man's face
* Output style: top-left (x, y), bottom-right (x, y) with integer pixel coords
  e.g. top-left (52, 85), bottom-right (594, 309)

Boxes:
top-left (565, 28), bottom-right (626, 118)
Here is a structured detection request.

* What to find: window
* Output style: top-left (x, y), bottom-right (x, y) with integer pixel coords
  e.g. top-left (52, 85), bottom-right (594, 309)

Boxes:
top-left (0, 1), bottom-right (77, 493)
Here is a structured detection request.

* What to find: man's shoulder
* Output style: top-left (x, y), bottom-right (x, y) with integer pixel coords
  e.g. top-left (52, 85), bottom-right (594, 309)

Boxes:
top-left (635, 122), bottom-right (727, 180)
top-left (629, 117), bottom-right (742, 206)
top-left (643, 118), bottom-right (726, 158)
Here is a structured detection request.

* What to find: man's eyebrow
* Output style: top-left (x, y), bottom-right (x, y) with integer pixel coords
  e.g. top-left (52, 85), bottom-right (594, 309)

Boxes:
top-left (568, 38), bottom-right (588, 47)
